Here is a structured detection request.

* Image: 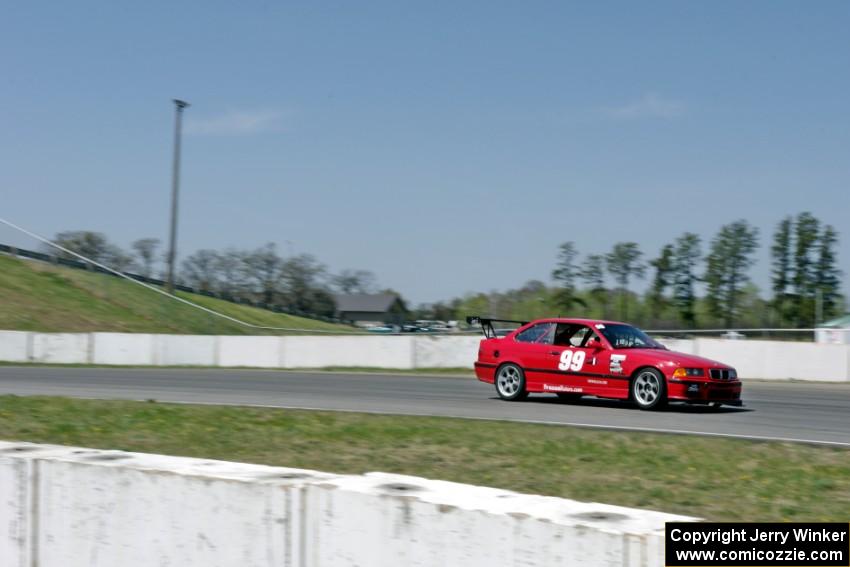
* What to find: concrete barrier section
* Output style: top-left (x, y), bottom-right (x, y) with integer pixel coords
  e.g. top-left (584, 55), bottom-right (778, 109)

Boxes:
top-left (0, 446), bottom-right (31, 567)
top-left (306, 471), bottom-right (693, 566)
top-left (413, 335), bottom-right (480, 368)
top-left (30, 332), bottom-right (90, 364)
top-left (0, 330), bottom-right (848, 380)
top-left (282, 335), bottom-right (415, 369)
top-left (0, 441), bottom-right (695, 566)
top-left (218, 335), bottom-right (284, 368)
top-left (0, 443), bottom-right (96, 567)
top-left (656, 338), bottom-right (696, 354)
top-left (0, 330), bottom-right (29, 362)
top-left (695, 338), bottom-right (850, 382)
top-left (153, 334), bottom-right (218, 366)
top-left (91, 332), bottom-right (155, 365)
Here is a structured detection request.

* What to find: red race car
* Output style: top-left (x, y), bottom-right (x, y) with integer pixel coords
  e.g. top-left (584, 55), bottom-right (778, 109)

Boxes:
top-left (468, 316), bottom-right (742, 410)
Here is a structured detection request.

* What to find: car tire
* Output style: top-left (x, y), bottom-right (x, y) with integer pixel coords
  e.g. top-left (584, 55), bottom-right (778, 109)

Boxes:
top-left (556, 393), bottom-right (582, 403)
top-left (495, 363), bottom-right (528, 401)
top-left (631, 368), bottom-right (667, 410)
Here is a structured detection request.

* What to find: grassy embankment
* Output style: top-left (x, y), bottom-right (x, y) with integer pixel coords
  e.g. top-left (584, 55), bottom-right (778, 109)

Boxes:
top-left (1, 395), bottom-right (847, 522)
top-left (0, 254), bottom-right (353, 334)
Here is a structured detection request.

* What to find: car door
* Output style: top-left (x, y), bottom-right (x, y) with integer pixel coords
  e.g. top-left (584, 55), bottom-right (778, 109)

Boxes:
top-left (520, 323), bottom-right (587, 394)
top-left (572, 329), bottom-right (627, 398)
top-left (546, 324), bottom-right (622, 397)
top-left (507, 322), bottom-right (562, 391)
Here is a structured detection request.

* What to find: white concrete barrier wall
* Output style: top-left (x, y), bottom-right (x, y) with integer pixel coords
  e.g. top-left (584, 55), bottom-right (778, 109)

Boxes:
top-left (413, 335), bottom-right (482, 368)
top-left (0, 330), bottom-right (29, 362)
top-left (91, 332), bottom-right (155, 365)
top-left (154, 334), bottom-right (218, 366)
top-left (693, 338), bottom-right (850, 382)
top-left (0, 330), bottom-right (848, 380)
top-left (282, 335), bottom-right (416, 369)
top-left (31, 332), bottom-right (90, 364)
top-left (307, 471), bottom-right (687, 567)
top-left (0, 441), bottom-right (696, 566)
top-left (218, 335), bottom-right (284, 368)
top-left (656, 338), bottom-right (696, 354)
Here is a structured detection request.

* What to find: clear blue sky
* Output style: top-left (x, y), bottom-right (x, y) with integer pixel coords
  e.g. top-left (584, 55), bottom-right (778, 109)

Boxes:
top-left (2, 1), bottom-right (848, 304)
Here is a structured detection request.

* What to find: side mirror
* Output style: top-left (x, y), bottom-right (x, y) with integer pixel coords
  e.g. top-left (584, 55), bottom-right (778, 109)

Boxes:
top-left (586, 339), bottom-right (605, 351)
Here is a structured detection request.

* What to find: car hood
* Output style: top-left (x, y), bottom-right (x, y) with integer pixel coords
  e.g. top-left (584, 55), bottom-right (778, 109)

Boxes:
top-left (626, 348), bottom-right (732, 369)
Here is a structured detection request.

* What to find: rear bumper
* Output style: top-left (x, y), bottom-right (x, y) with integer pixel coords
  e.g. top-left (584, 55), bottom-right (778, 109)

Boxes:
top-left (474, 362), bottom-right (497, 383)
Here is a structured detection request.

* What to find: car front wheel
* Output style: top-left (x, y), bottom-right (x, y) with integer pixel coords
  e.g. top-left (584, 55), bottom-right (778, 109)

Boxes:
top-left (632, 368), bottom-right (667, 410)
top-left (495, 363), bottom-right (528, 401)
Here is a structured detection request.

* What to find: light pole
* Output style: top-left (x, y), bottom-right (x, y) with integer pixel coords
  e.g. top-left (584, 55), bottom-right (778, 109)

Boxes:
top-left (166, 99), bottom-right (190, 294)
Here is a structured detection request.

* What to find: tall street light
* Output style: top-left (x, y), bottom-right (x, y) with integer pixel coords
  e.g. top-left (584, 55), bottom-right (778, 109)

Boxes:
top-left (166, 99), bottom-right (190, 294)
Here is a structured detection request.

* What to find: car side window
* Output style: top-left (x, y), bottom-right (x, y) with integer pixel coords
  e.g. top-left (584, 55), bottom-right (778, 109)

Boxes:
top-left (570, 327), bottom-right (591, 347)
top-left (515, 323), bottom-right (556, 345)
top-left (552, 324), bottom-right (591, 347)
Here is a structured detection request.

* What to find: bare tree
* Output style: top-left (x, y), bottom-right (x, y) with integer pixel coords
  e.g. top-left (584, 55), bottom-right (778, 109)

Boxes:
top-left (181, 249), bottom-right (220, 292)
top-left (131, 238), bottom-right (160, 278)
top-left (280, 253), bottom-right (328, 312)
top-left (244, 243), bottom-right (284, 304)
top-left (47, 230), bottom-right (134, 272)
top-left (333, 269), bottom-right (377, 294)
top-left (48, 231), bottom-right (111, 262)
top-left (103, 244), bottom-right (134, 272)
top-left (214, 249), bottom-right (247, 297)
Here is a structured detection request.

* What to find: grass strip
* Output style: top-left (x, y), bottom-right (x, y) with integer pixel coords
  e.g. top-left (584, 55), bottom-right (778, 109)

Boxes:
top-left (0, 395), bottom-right (847, 521)
top-left (0, 254), bottom-right (353, 334)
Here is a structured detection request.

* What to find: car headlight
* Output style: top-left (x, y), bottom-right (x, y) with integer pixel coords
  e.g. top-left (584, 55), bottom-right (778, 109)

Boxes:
top-left (729, 369), bottom-right (737, 379)
top-left (673, 367), bottom-right (704, 378)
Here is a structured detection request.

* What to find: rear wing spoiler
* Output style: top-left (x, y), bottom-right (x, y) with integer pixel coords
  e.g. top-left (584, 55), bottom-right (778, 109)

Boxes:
top-left (466, 316), bottom-right (528, 339)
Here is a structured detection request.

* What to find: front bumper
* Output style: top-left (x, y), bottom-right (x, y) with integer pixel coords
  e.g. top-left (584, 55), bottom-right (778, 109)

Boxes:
top-left (668, 379), bottom-right (742, 405)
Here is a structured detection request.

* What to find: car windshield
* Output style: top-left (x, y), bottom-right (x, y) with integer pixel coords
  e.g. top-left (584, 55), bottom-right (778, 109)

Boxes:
top-left (596, 323), bottom-right (663, 349)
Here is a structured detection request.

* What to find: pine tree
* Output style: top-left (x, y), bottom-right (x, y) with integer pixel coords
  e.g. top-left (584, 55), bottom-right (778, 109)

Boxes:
top-left (770, 217), bottom-right (793, 325)
top-left (605, 242), bottom-right (645, 320)
top-left (580, 254), bottom-right (608, 318)
top-left (551, 242), bottom-right (584, 313)
top-left (815, 225), bottom-right (843, 322)
top-left (704, 221), bottom-right (759, 327)
top-left (672, 233), bottom-right (701, 328)
top-left (792, 212), bottom-right (821, 327)
top-left (647, 244), bottom-right (674, 324)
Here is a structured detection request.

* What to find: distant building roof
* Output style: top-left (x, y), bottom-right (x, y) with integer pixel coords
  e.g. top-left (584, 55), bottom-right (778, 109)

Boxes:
top-left (334, 293), bottom-right (401, 313)
top-left (820, 314), bottom-right (850, 328)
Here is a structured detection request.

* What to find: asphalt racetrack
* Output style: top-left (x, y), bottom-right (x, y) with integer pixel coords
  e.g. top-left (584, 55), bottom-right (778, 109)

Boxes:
top-left (0, 366), bottom-right (848, 446)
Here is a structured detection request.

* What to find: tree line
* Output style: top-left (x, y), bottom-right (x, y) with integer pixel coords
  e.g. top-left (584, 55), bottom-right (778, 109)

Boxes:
top-left (42, 231), bottom-right (383, 319)
top-left (416, 213), bottom-right (844, 329)
top-left (32, 214), bottom-right (845, 329)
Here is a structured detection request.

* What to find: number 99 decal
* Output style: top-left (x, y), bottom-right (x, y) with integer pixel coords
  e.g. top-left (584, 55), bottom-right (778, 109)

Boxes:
top-left (558, 350), bottom-right (586, 372)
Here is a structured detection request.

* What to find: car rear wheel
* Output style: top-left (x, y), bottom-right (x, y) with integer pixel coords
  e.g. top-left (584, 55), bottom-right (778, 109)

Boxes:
top-left (495, 363), bottom-right (528, 401)
top-left (632, 368), bottom-right (667, 410)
